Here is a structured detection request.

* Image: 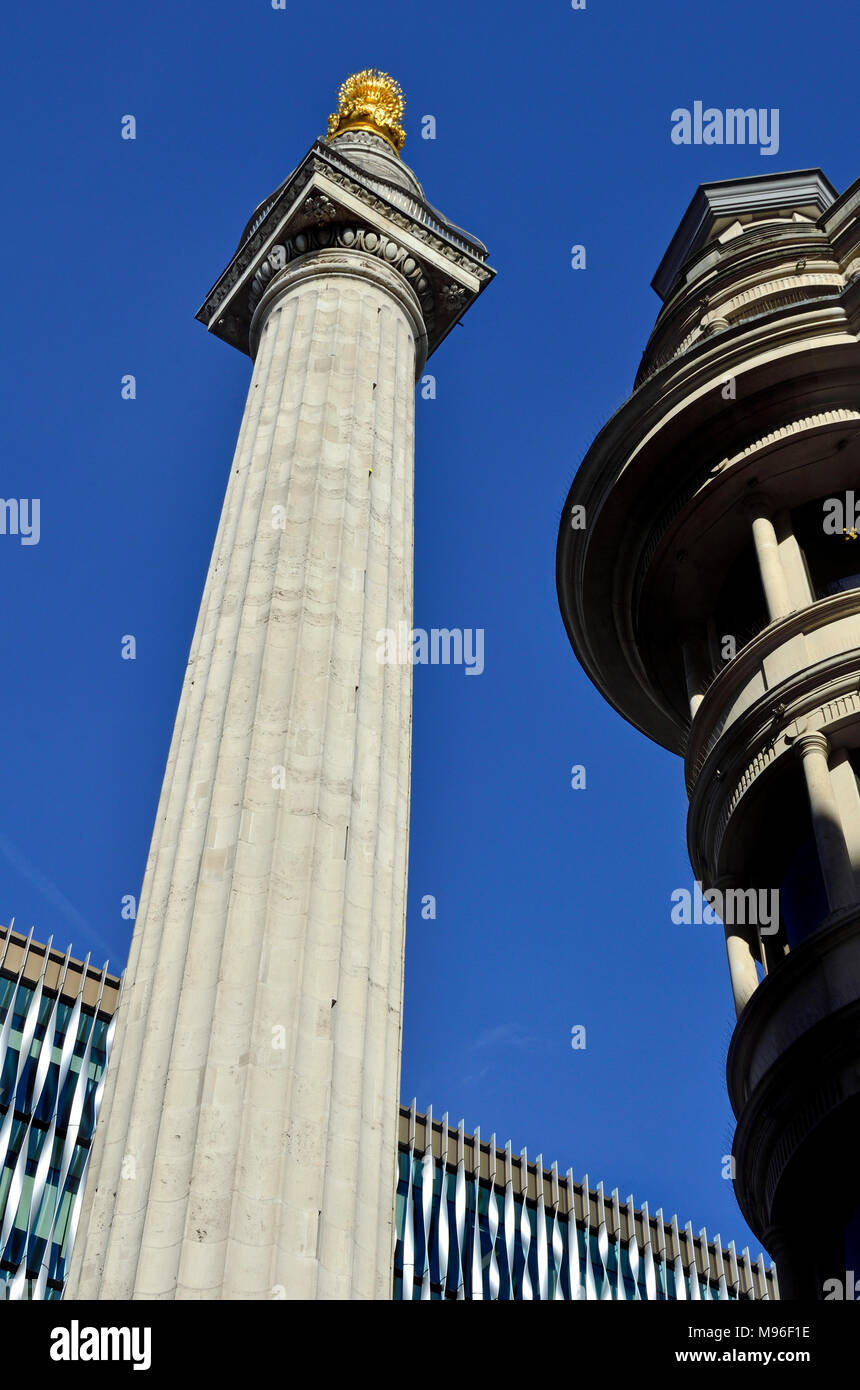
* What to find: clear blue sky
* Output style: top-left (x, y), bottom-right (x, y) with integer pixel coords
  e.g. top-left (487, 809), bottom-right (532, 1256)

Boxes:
top-left (2, 0), bottom-right (857, 1261)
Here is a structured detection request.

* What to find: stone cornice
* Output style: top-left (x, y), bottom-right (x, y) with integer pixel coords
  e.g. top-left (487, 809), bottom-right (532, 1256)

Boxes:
top-left (727, 938), bottom-right (860, 1244)
top-left (557, 171), bottom-right (860, 757)
top-left (557, 309), bottom-right (860, 754)
top-left (727, 909), bottom-right (860, 1112)
top-left (196, 141), bottom-right (494, 359)
top-left (636, 408), bottom-right (860, 619)
top-left (565, 300), bottom-right (860, 578)
top-left (638, 234), bottom-right (844, 384)
top-left (687, 646), bottom-right (860, 877)
top-left (686, 588), bottom-right (860, 791)
top-left (818, 172), bottom-right (860, 241)
top-left (651, 170), bottom-right (837, 302)
top-left (246, 221), bottom-right (436, 331)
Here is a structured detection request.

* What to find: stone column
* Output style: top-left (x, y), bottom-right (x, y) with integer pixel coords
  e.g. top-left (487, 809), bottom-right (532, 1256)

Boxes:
top-left (713, 877), bottom-right (760, 1017)
top-left (67, 249), bottom-right (426, 1301)
top-left (724, 925), bottom-right (760, 1016)
top-left (681, 635), bottom-right (709, 719)
top-left (830, 748), bottom-right (860, 894)
top-left (773, 509), bottom-right (813, 610)
top-left (750, 504), bottom-right (793, 622)
top-left (796, 732), bottom-right (856, 914)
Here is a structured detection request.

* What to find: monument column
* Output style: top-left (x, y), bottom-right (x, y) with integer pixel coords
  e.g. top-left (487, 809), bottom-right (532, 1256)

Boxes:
top-left (67, 72), bottom-right (493, 1301)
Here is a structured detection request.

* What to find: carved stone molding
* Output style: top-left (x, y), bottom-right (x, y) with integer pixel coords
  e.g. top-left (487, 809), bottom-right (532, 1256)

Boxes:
top-left (247, 222), bottom-right (436, 335)
top-left (247, 247), bottom-right (429, 374)
top-left (692, 673), bottom-right (860, 873)
top-left (201, 168), bottom-right (315, 322)
top-left (302, 193), bottom-right (339, 225)
top-left (715, 270), bottom-right (842, 325)
top-left (639, 250), bottom-right (844, 382)
top-left (686, 587), bottom-right (860, 789)
top-left (197, 140), bottom-right (494, 359)
top-left (312, 151), bottom-right (493, 277)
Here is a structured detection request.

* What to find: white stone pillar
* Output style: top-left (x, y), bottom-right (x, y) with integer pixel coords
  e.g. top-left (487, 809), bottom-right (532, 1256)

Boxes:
top-left (67, 249), bottom-right (426, 1301)
top-left (724, 929), bottom-right (760, 1015)
top-left (713, 877), bottom-right (760, 1017)
top-left (830, 748), bottom-right (860, 895)
top-left (796, 732), bottom-right (856, 914)
top-left (751, 505), bottom-right (793, 622)
top-left (682, 636), bottom-right (709, 718)
top-left (774, 509), bottom-right (813, 610)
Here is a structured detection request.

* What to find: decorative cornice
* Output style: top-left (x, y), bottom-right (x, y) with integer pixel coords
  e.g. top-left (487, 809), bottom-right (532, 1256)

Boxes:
top-left (314, 150), bottom-right (491, 268)
top-left (688, 652), bottom-right (860, 875)
top-left (247, 221), bottom-right (436, 331)
top-left (636, 410), bottom-right (860, 610)
top-left (651, 170), bottom-right (837, 302)
top-left (686, 586), bottom-right (860, 789)
top-left (196, 141), bottom-right (493, 359)
top-left (714, 270), bottom-right (843, 323)
top-left (639, 262), bottom-right (843, 382)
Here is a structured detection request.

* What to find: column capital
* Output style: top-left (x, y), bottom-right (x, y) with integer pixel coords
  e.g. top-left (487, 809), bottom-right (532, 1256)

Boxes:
top-left (794, 728), bottom-right (856, 913)
top-left (249, 246), bottom-right (429, 373)
top-left (793, 729), bottom-right (830, 761)
top-left (196, 140), bottom-right (494, 360)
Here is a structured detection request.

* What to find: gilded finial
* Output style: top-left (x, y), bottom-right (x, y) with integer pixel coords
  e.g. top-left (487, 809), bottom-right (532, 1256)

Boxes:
top-left (326, 69), bottom-right (406, 155)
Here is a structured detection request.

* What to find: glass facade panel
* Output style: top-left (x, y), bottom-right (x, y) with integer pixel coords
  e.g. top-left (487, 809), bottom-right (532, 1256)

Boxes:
top-left (0, 942), bottom-right (120, 1300)
top-left (393, 1111), bottom-right (778, 1301)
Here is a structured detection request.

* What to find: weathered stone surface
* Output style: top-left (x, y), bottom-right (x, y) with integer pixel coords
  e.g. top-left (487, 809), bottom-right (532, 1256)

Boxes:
top-left (68, 251), bottom-right (422, 1300)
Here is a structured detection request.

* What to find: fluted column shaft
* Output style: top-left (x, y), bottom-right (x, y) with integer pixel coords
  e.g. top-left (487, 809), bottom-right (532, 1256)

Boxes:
top-left (67, 248), bottom-right (425, 1300)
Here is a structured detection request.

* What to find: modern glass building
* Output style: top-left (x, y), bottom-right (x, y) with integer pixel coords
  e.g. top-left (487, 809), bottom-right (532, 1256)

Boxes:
top-left (0, 925), bottom-right (121, 1300)
top-left (394, 1103), bottom-right (778, 1300)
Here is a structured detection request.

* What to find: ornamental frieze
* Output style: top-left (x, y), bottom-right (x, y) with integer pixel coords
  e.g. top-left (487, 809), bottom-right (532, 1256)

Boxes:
top-left (247, 222), bottom-right (436, 333)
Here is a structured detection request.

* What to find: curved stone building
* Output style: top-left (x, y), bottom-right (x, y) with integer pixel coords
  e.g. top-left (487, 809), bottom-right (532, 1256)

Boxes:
top-left (557, 169), bottom-right (860, 1298)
